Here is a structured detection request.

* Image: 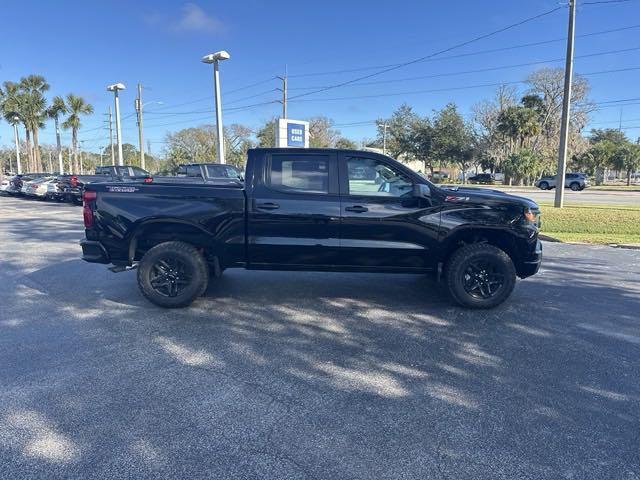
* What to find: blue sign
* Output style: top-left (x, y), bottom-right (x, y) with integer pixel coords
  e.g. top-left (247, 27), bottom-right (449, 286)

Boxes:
top-left (287, 122), bottom-right (305, 147)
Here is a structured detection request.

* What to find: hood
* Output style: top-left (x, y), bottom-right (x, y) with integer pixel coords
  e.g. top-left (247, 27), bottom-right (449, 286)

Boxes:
top-left (440, 186), bottom-right (539, 210)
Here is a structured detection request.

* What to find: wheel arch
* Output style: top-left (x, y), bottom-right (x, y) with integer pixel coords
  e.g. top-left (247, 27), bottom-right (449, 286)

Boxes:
top-left (128, 218), bottom-right (217, 263)
top-left (440, 227), bottom-right (520, 269)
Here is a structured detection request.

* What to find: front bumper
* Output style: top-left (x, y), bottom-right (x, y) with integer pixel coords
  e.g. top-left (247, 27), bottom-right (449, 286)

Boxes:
top-left (517, 239), bottom-right (542, 278)
top-left (80, 239), bottom-right (111, 264)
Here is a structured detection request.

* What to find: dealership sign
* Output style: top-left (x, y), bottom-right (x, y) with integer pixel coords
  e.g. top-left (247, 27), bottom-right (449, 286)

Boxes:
top-left (276, 119), bottom-right (309, 148)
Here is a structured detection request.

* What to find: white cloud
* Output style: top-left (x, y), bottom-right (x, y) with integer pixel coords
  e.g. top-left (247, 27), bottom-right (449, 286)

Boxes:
top-left (172, 3), bottom-right (225, 33)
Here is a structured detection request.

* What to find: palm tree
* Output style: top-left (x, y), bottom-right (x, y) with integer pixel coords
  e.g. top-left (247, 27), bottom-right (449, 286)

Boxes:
top-left (62, 94), bottom-right (93, 173)
top-left (0, 81), bottom-right (26, 172)
top-left (47, 96), bottom-right (67, 173)
top-left (19, 75), bottom-right (50, 172)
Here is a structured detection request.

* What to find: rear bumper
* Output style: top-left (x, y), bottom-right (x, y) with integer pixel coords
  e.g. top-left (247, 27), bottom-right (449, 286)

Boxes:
top-left (80, 239), bottom-right (110, 264)
top-left (517, 239), bottom-right (542, 278)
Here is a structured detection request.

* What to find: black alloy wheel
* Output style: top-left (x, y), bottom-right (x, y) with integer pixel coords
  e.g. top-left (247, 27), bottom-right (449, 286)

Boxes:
top-left (445, 243), bottom-right (517, 309)
top-left (149, 257), bottom-right (192, 298)
top-left (462, 259), bottom-right (505, 300)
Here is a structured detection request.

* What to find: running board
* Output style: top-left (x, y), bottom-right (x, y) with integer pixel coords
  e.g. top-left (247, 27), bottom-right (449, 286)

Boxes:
top-left (109, 264), bottom-right (138, 273)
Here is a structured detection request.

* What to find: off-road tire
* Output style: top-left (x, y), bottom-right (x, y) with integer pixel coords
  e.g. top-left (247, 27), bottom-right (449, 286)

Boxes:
top-left (445, 243), bottom-right (516, 309)
top-left (137, 241), bottom-right (209, 308)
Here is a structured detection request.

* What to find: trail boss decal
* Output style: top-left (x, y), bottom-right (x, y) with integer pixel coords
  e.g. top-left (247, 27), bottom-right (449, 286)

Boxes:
top-left (106, 186), bottom-right (139, 193)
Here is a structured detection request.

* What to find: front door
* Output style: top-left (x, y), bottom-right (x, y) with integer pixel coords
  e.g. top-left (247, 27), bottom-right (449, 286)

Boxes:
top-left (338, 154), bottom-right (440, 271)
top-left (248, 151), bottom-right (341, 267)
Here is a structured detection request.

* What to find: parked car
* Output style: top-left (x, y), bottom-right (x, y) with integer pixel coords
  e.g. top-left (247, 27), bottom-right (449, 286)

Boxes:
top-left (429, 171), bottom-right (450, 182)
top-left (0, 177), bottom-right (11, 194)
top-left (58, 165), bottom-right (152, 204)
top-left (80, 148), bottom-right (542, 310)
top-left (535, 173), bottom-right (588, 191)
top-left (6, 173), bottom-right (49, 195)
top-left (176, 163), bottom-right (243, 180)
top-left (23, 177), bottom-right (62, 200)
top-left (468, 173), bottom-right (495, 184)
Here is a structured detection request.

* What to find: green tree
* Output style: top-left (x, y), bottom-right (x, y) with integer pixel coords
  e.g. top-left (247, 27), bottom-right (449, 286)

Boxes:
top-left (376, 104), bottom-right (420, 159)
top-left (611, 143), bottom-right (640, 186)
top-left (503, 149), bottom-right (540, 184)
top-left (19, 75), bottom-right (50, 171)
top-left (432, 103), bottom-right (474, 182)
top-left (334, 137), bottom-right (358, 149)
top-left (62, 94), bottom-right (94, 173)
top-left (309, 116), bottom-right (339, 148)
top-left (256, 117), bottom-right (278, 147)
top-left (1, 81), bottom-right (30, 172)
top-left (224, 124), bottom-right (254, 168)
top-left (47, 96), bottom-right (67, 168)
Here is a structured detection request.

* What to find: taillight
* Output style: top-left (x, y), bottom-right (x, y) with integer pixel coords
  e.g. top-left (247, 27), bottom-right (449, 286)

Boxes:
top-left (70, 175), bottom-right (78, 187)
top-left (83, 190), bottom-right (97, 228)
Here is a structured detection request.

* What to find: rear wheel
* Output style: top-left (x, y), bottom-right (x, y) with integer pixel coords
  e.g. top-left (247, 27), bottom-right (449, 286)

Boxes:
top-left (137, 241), bottom-right (209, 308)
top-left (445, 243), bottom-right (516, 309)
top-left (538, 181), bottom-right (549, 190)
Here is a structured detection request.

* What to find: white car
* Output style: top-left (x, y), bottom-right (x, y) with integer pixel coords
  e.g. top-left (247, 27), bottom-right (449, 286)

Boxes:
top-left (0, 177), bottom-right (11, 194)
top-left (23, 177), bottom-right (55, 199)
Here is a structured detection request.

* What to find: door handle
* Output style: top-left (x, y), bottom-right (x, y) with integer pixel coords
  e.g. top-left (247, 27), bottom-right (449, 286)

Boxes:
top-left (256, 202), bottom-right (280, 210)
top-left (345, 205), bottom-right (368, 213)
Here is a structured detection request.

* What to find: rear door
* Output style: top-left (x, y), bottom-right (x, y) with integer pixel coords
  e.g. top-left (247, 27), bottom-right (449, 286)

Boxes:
top-left (247, 151), bottom-right (341, 267)
top-left (338, 153), bottom-right (440, 271)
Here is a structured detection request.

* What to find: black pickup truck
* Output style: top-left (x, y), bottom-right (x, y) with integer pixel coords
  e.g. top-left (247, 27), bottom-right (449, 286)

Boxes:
top-left (80, 148), bottom-right (542, 309)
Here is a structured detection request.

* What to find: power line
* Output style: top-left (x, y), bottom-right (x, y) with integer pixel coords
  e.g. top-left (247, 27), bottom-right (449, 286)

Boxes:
top-left (287, 23), bottom-right (640, 80)
top-left (287, 6), bottom-right (565, 101)
top-left (286, 67), bottom-right (640, 104)
top-left (288, 46), bottom-right (640, 91)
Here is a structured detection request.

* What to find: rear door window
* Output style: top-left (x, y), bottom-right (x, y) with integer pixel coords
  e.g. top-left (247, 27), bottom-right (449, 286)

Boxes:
top-left (268, 154), bottom-right (330, 194)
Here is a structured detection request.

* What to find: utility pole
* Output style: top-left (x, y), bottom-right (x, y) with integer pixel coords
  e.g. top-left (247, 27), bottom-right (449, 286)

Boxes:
top-left (107, 108), bottom-right (115, 165)
top-left (12, 121), bottom-right (22, 174)
top-left (382, 122), bottom-right (388, 155)
top-left (554, 0), bottom-right (576, 208)
top-left (276, 67), bottom-right (288, 119)
top-left (135, 82), bottom-right (146, 170)
top-left (48, 151), bottom-right (53, 173)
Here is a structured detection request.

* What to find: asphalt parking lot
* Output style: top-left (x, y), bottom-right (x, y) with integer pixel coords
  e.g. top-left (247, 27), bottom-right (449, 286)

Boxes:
top-left (1, 195), bottom-right (639, 480)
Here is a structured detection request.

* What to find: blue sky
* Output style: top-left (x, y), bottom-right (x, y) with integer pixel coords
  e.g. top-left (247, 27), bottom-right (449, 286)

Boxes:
top-left (1, 0), bottom-right (639, 154)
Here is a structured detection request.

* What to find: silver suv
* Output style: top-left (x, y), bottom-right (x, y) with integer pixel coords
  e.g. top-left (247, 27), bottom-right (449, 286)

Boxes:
top-left (535, 173), bottom-right (588, 191)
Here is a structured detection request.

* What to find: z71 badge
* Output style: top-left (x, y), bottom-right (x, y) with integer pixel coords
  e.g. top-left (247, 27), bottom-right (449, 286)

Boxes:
top-left (445, 195), bottom-right (470, 202)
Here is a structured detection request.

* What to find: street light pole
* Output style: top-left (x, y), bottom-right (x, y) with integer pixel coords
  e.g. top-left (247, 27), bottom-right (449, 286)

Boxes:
top-left (107, 83), bottom-right (126, 166)
top-left (12, 120), bottom-right (22, 174)
top-left (554, 0), bottom-right (576, 208)
top-left (202, 51), bottom-right (230, 164)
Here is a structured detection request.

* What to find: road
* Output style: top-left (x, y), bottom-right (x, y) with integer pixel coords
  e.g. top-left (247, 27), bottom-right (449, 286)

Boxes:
top-left (473, 187), bottom-right (640, 206)
top-left (1, 195), bottom-right (639, 480)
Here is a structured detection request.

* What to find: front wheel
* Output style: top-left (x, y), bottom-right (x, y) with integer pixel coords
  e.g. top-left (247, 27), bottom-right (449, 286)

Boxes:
top-left (137, 241), bottom-right (209, 308)
top-left (445, 244), bottom-right (516, 309)
top-left (569, 182), bottom-right (580, 191)
top-left (538, 181), bottom-right (549, 190)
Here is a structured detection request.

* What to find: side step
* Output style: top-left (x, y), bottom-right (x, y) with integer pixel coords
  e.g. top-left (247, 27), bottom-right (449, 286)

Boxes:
top-left (109, 264), bottom-right (138, 273)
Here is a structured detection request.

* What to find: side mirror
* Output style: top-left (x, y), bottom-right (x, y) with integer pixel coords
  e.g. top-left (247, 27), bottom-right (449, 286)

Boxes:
top-left (413, 183), bottom-right (431, 199)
